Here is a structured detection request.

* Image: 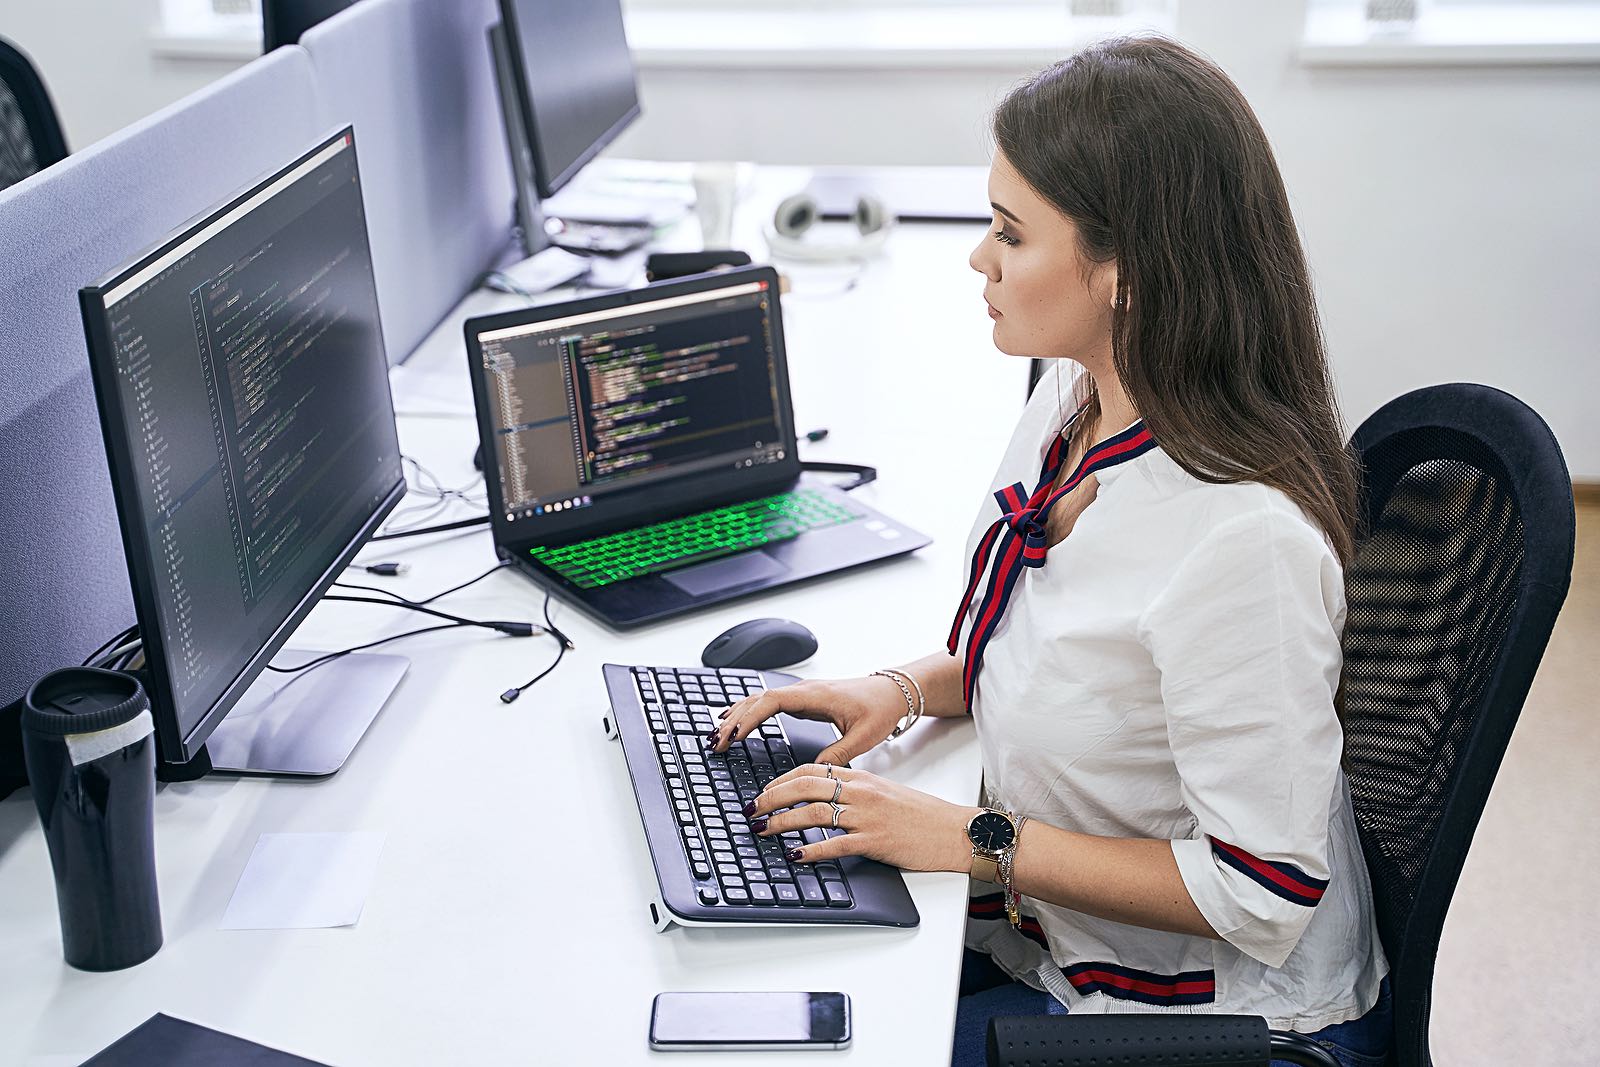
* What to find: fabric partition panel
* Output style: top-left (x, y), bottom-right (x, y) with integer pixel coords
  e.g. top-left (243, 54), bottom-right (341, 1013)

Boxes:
top-left (301, 0), bottom-right (516, 363)
top-left (0, 47), bottom-right (327, 708)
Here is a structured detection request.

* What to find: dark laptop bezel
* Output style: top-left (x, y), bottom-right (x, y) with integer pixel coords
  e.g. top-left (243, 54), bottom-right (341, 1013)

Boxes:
top-left (463, 265), bottom-right (802, 555)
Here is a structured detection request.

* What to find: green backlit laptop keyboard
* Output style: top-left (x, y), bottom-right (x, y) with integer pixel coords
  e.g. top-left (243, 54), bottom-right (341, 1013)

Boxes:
top-left (530, 488), bottom-right (865, 589)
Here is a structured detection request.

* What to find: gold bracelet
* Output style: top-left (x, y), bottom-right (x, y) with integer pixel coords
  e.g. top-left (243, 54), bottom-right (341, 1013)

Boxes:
top-left (1001, 815), bottom-right (1029, 927)
top-left (870, 669), bottom-right (918, 738)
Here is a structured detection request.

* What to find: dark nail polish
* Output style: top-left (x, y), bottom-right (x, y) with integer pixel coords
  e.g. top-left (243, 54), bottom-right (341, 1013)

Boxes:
top-left (742, 801), bottom-right (757, 816)
top-left (786, 848), bottom-right (804, 862)
top-left (752, 817), bottom-right (769, 833)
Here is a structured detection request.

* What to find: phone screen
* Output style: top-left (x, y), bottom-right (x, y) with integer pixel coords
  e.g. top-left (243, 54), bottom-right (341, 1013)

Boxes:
top-left (650, 991), bottom-right (851, 1049)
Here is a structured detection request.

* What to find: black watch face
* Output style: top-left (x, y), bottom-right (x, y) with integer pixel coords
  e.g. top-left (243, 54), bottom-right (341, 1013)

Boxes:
top-left (968, 811), bottom-right (1015, 852)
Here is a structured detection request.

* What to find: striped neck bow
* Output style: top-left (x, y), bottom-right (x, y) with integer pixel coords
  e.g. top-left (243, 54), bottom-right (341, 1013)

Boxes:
top-left (947, 415), bottom-right (1157, 710)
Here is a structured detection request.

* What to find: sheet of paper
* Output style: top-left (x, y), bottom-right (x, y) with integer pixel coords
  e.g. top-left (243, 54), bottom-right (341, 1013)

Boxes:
top-left (220, 832), bottom-right (386, 931)
top-left (387, 361), bottom-right (475, 417)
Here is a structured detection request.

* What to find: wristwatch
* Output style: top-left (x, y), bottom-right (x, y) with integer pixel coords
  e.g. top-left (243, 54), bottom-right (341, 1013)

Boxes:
top-left (966, 808), bottom-right (1020, 885)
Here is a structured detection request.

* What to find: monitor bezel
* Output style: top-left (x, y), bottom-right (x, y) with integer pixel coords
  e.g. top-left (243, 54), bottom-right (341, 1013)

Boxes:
top-left (463, 264), bottom-right (802, 550)
top-left (78, 126), bottom-right (406, 766)
top-left (496, 0), bottom-right (642, 199)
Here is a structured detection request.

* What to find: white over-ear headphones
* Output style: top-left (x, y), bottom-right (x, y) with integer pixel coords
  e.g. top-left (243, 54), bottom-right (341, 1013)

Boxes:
top-left (764, 193), bottom-right (895, 262)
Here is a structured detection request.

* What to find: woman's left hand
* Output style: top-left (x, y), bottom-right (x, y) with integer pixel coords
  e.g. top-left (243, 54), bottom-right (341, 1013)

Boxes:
top-left (748, 763), bottom-right (979, 873)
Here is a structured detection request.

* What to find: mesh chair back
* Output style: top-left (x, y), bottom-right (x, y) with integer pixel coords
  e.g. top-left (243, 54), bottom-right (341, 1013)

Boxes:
top-left (1341, 384), bottom-right (1573, 1067)
top-left (0, 37), bottom-right (67, 191)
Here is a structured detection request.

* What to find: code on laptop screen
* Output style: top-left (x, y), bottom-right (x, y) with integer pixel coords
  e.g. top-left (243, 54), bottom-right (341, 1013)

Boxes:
top-left (475, 279), bottom-right (788, 524)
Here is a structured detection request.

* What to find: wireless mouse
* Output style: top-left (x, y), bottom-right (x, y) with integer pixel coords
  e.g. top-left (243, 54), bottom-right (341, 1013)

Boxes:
top-left (701, 618), bottom-right (818, 671)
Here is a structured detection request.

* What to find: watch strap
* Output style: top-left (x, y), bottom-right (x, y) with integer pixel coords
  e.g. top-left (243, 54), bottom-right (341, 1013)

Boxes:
top-left (971, 851), bottom-right (1001, 884)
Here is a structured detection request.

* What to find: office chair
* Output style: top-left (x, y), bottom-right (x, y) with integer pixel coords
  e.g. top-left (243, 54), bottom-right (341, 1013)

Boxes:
top-left (987, 383), bottom-right (1575, 1067)
top-left (1026, 357), bottom-right (1045, 399)
top-left (0, 37), bottom-right (68, 192)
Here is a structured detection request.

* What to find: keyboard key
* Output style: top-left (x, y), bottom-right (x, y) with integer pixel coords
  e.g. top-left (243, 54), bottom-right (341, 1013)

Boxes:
top-left (773, 883), bottom-right (802, 905)
top-left (717, 862), bottom-right (742, 877)
top-left (698, 886), bottom-right (719, 905)
top-left (749, 883), bottom-right (775, 904)
top-left (692, 861), bottom-right (713, 880)
top-left (824, 881), bottom-right (853, 907)
top-left (797, 875), bottom-right (827, 906)
top-left (723, 887), bottom-right (750, 904)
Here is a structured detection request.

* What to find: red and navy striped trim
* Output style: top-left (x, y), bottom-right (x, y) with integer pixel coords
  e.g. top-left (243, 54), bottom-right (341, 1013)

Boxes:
top-left (968, 896), bottom-right (1214, 1004)
top-left (1062, 962), bottom-right (1217, 1006)
top-left (967, 893), bottom-right (1049, 949)
top-left (1210, 838), bottom-right (1329, 907)
top-left (947, 417), bottom-right (1157, 709)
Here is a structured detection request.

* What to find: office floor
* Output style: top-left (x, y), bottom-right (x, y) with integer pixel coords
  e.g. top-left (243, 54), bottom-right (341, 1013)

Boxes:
top-left (1428, 500), bottom-right (1599, 1065)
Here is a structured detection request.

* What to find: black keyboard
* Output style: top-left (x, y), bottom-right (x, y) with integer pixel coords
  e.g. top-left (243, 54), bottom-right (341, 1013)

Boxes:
top-left (633, 665), bottom-right (855, 908)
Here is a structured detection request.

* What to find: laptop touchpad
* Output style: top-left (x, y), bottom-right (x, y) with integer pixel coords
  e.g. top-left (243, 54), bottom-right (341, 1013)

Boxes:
top-left (662, 551), bottom-right (788, 596)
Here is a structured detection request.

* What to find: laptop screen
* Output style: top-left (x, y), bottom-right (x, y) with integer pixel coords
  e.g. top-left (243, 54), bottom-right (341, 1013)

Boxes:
top-left (468, 269), bottom-right (798, 543)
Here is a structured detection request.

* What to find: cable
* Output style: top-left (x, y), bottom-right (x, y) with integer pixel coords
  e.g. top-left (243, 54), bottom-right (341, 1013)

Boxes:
top-left (265, 623), bottom-right (468, 675)
top-left (799, 460), bottom-right (877, 492)
top-left (499, 588), bottom-right (570, 703)
top-left (370, 514), bottom-right (491, 541)
top-left (321, 594), bottom-right (540, 638)
top-left (83, 625), bottom-right (140, 667)
top-left (334, 560), bottom-right (511, 607)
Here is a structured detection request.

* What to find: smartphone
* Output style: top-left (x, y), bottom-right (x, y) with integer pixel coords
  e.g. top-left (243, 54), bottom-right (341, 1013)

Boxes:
top-left (648, 991), bottom-right (852, 1052)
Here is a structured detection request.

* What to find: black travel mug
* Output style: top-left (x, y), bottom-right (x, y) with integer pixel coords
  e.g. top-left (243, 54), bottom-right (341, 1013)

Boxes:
top-left (21, 667), bottom-right (163, 971)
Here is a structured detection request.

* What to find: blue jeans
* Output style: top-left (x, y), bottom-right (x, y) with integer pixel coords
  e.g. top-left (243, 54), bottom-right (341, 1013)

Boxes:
top-left (952, 950), bottom-right (1393, 1067)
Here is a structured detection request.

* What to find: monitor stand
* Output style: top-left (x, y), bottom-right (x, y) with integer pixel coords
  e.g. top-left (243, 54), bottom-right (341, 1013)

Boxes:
top-left (200, 652), bottom-right (408, 778)
top-left (487, 22), bottom-right (591, 296)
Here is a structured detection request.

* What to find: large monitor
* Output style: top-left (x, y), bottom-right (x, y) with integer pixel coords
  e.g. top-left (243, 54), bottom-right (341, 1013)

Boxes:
top-left (262, 0), bottom-right (356, 51)
top-left (489, 0), bottom-right (643, 269)
top-left (80, 128), bottom-right (406, 778)
top-left (497, 0), bottom-right (640, 201)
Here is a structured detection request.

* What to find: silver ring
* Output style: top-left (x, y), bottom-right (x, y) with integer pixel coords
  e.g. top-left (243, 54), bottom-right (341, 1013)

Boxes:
top-left (830, 801), bottom-right (844, 829)
top-left (830, 779), bottom-right (843, 804)
top-left (823, 763), bottom-right (836, 780)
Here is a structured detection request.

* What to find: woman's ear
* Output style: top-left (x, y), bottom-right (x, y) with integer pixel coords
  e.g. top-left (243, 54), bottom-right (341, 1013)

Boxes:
top-left (1099, 263), bottom-right (1126, 312)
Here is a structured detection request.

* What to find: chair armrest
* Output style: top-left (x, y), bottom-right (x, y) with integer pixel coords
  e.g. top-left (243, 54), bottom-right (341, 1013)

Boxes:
top-left (986, 1013), bottom-right (1339, 1067)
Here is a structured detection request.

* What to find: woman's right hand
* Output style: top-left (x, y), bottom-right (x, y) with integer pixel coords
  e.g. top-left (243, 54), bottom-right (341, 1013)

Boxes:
top-left (706, 674), bottom-right (910, 766)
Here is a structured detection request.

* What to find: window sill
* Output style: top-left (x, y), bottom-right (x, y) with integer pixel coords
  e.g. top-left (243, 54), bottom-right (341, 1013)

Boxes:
top-left (625, 6), bottom-right (1173, 70)
top-left (1300, 4), bottom-right (1600, 67)
top-left (148, 28), bottom-right (262, 62)
top-left (147, 4), bottom-right (1170, 69)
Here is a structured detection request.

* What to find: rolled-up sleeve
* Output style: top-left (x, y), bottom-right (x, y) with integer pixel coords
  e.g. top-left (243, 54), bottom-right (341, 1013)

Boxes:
top-left (1137, 505), bottom-right (1347, 969)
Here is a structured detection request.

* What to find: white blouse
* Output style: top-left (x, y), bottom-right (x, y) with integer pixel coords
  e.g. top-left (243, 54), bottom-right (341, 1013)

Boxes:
top-left (960, 360), bottom-right (1388, 1031)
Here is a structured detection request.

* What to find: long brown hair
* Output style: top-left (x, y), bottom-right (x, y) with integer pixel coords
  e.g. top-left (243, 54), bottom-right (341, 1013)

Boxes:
top-left (994, 36), bottom-right (1359, 564)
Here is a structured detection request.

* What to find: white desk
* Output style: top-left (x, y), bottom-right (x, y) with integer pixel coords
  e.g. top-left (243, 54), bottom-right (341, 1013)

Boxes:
top-left (0, 174), bottom-right (1028, 1065)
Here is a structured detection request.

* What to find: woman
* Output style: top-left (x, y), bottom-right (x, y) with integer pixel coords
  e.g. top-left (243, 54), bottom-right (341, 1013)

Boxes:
top-left (710, 35), bottom-right (1390, 1067)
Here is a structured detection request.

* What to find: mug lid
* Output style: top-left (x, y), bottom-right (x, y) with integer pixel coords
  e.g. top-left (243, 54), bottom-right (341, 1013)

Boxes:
top-left (22, 668), bottom-right (150, 737)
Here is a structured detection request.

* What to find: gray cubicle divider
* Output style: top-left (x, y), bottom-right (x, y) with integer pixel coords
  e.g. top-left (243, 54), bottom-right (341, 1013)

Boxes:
top-left (301, 0), bottom-right (517, 364)
top-left (0, 47), bottom-right (327, 709)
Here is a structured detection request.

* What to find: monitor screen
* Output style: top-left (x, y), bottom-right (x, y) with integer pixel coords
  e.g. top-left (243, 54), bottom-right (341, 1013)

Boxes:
top-left (81, 129), bottom-right (403, 762)
top-left (471, 274), bottom-right (792, 540)
top-left (499, 0), bottom-right (640, 198)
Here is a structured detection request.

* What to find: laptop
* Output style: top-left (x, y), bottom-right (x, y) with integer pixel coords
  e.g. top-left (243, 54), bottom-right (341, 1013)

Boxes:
top-left (602, 663), bottom-right (919, 929)
top-left (463, 265), bottom-right (930, 628)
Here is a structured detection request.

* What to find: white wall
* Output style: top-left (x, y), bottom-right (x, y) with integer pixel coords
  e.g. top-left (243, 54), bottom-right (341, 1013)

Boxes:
top-left (7, 0), bottom-right (1597, 475)
top-left (1, 0), bottom-right (245, 149)
top-left (610, 2), bottom-right (1600, 479)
